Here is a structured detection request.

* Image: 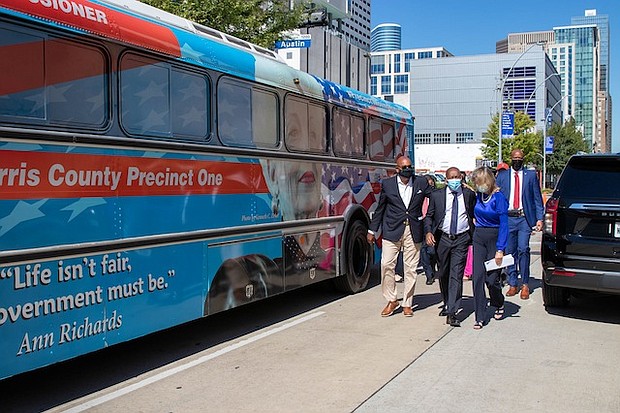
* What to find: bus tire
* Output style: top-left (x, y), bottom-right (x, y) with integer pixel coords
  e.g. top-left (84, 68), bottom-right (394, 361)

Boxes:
top-left (334, 220), bottom-right (372, 293)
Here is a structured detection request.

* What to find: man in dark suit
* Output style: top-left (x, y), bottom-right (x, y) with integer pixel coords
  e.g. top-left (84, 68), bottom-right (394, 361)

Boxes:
top-left (367, 156), bottom-right (431, 317)
top-left (424, 167), bottom-right (476, 327)
top-left (496, 148), bottom-right (544, 300)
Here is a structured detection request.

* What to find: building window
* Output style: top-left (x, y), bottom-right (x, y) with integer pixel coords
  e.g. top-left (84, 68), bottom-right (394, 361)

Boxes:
top-left (381, 75), bottom-right (391, 95)
top-left (456, 132), bottom-right (474, 143)
top-left (415, 133), bottom-right (431, 144)
top-left (394, 74), bottom-right (408, 94)
top-left (418, 51), bottom-right (433, 59)
top-left (394, 54), bottom-right (401, 73)
top-left (404, 52), bottom-right (415, 72)
top-left (371, 55), bottom-right (385, 74)
top-left (370, 76), bottom-right (377, 95)
top-left (433, 133), bottom-right (451, 144)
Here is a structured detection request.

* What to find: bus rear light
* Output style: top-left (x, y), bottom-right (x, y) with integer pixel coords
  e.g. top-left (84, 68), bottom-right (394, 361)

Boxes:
top-left (552, 269), bottom-right (576, 277)
top-left (545, 197), bottom-right (558, 236)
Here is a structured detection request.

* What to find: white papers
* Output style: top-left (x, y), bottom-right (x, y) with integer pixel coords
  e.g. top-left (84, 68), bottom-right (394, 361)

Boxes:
top-left (484, 254), bottom-right (514, 271)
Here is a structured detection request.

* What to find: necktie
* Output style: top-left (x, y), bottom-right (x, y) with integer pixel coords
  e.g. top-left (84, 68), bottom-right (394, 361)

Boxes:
top-left (513, 172), bottom-right (520, 209)
top-left (450, 192), bottom-right (458, 236)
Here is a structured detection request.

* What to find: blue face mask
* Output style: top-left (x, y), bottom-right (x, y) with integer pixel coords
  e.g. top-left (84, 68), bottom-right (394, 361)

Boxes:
top-left (447, 179), bottom-right (461, 191)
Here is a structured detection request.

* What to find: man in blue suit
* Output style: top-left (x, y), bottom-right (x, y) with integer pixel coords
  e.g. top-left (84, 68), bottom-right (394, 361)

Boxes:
top-left (367, 156), bottom-right (431, 317)
top-left (496, 148), bottom-right (544, 300)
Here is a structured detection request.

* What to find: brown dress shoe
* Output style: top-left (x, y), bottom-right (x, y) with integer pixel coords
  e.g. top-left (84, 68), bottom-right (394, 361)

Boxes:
top-left (520, 284), bottom-right (530, 300)
top-left (506, 286), bottom-right (519, 297)
top-left (403, 306), bottom-right (413, 317)
top-left (381, 301), bottom-right (400, 317)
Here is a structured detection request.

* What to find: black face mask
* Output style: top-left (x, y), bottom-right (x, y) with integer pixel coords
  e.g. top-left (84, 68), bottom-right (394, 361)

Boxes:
top-left (511, 159), bottom-right (524, 171)
top-left (399, 168), bottom-right (414, 178)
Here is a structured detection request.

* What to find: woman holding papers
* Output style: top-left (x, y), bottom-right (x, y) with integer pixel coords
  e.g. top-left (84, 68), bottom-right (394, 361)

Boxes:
top-left (470, 167), bottom-right (509, 330)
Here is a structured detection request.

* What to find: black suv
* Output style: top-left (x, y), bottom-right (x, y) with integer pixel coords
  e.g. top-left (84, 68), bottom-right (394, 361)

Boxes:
top-left (542, 154), bottom-right (620, 306)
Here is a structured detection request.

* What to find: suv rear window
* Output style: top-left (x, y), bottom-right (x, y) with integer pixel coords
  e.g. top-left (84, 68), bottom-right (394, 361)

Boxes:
top-left (556, 157), bottom-right (620, 199)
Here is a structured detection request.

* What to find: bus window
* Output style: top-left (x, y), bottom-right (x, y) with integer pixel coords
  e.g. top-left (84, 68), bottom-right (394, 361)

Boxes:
top-left (333, 109), bottom-right (364, 157)
top-left (171, 70), bottom-right (209, 140)
top-left (0, 27), bottom-right (107, 128)
top-left (120, 54), bottom-right (171, 137)
top-left (285, 97), bottom-right (326, 153)
top-left (217, 78), bottom-right (278, 148)
top-left (369, 119), bottom-right (395, 161)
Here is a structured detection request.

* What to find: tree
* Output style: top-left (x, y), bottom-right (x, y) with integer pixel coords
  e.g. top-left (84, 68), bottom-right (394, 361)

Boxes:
top-left (482, 111), bottom-right (540, 167)
top-left (141, 0), bottom-right (308, 49)
top-left (545, 117), bottom-right (588, 176)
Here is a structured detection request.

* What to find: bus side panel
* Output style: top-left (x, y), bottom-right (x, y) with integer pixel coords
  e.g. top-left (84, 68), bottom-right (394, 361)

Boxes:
top-left (0, 244), bottom-right (204, 379)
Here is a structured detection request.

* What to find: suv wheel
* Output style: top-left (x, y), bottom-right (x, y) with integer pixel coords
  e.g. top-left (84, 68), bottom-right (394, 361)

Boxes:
top-left (542, 277), bottom-right (569, 307)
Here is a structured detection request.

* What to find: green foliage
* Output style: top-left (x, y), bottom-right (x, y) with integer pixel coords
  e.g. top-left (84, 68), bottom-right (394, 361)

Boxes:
top-left (545, 117), bottom-right (588, 175)
top-left (141, 0), bottom-right (308, 49)
top-left (482, 111), bottom-right (540, 166)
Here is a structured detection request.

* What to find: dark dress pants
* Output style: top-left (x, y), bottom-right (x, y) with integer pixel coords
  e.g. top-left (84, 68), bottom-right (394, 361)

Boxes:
top-left (472, 227), bottom-right (505, 323)
top-left (436, 232), bottom-right (470, 315)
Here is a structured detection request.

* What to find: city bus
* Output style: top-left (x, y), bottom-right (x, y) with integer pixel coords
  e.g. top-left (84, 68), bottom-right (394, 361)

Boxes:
top-left (0, 0), bottom-right (414, 379)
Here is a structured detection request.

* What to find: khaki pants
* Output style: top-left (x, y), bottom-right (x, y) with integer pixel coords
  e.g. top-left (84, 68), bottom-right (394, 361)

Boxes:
top-left (381, 228), bottom-right (421, 308)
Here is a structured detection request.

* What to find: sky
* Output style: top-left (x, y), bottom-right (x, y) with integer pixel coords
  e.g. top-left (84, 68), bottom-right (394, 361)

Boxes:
top-left (371, 0), bottom-right (620, 152)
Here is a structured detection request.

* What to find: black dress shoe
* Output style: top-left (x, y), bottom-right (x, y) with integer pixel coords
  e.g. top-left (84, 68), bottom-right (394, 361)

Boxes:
top-left (447, 315), bottom-right (461, 327)
top-left (439, 308), bottom-right (448, 316)
top-left (425, 278), bottom-right (434, 285)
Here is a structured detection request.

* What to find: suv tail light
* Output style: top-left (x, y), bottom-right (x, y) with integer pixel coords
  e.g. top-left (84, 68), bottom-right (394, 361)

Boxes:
top-left (545, 197), bottom-right (558, 236)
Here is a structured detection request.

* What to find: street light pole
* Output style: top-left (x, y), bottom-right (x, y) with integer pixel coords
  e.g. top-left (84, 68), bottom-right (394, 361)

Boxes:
top-left (524, 72), bottom-right (561, 120)
top-left (497, 42), bottom-right (545, 165)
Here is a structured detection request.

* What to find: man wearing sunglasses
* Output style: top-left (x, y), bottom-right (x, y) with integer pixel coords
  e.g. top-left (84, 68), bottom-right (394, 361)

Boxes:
top-left (367, 156), bottom-right (432, 317)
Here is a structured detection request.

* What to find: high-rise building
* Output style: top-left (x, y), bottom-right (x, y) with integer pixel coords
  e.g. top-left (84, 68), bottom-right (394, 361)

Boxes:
top-left (554, 24), bottom-right (599, 151)
top-left (277, 0), bottom-right (371, 93)
top-left (572, 9), bottom-right (611, 152)
top-left (371, 23), bottom-right (401, 52)
top-left (370, 47), bottom-right (561, 171)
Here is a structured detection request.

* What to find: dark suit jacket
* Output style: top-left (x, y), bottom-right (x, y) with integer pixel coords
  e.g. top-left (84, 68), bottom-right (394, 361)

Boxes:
top-left (369, 174), bottom-right (431, 243)
top-left (424, 186), bottom-right (476, 240)
top-left (496, 168), bottom-right (544, 228)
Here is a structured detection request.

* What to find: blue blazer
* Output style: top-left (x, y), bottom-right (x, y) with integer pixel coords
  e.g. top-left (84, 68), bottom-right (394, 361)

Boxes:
top-left (369, 175), bottom-right (431, 243)
top-left (496, 168), bottom-right (544, 228)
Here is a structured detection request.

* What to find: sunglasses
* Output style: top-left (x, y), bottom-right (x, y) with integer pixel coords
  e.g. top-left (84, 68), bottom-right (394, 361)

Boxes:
top-left (399, 165), bottom-right (414, 170)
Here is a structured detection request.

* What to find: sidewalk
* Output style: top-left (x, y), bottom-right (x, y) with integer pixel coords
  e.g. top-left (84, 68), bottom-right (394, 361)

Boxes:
top-left (353, 232), bottom-right (620, 413)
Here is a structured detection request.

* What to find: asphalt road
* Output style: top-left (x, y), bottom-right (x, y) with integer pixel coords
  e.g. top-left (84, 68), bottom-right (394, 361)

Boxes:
top-left (2, 233), bottom-right (620, 412)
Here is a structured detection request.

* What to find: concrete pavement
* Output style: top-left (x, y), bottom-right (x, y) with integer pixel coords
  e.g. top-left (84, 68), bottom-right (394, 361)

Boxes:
top-left (355, 232), bottom-right (620, 412)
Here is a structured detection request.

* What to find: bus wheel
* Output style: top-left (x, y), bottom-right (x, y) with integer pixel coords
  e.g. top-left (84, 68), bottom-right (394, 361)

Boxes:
top-left (334, 220), bottom-right (372, 293)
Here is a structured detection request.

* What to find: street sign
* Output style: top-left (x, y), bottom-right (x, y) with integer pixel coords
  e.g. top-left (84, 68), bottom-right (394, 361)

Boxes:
top-left (276, 34), bottom-right (312, 49)
top-left (501, 111), bottom-right (514, 138)
top-left (545, 135), bottom-right (554, 154)
top-left (545, 107), bottom-right (553, 125)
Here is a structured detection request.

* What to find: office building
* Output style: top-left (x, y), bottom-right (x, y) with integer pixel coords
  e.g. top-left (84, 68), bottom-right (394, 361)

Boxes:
top-left (371, 23), bottom-right (401, 52)
top-left (277, 0), bottom-right (371, 93)
top-left (554, 24), bottom-right (599, 151)
top-left (572, 9), bottom-right (611, 152)
top-left (370, 46), bottom-right (561, 171)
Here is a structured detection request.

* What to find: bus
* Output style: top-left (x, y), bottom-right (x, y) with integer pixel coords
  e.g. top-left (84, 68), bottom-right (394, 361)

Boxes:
top-left (0, 0), bottom-right (414, 379)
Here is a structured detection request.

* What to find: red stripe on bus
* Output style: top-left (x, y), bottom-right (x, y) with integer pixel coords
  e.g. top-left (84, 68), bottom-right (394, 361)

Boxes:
top-left (3, 0), bottom-right (181, 57)
top-left (0, 151), bottom-right (269, 199)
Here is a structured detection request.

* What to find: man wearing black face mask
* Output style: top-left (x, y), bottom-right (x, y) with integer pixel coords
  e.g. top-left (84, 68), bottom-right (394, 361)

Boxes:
top-left (368, 156), bottom-right (432, 317)
top-left (496, 148), bottom-right (544, 300)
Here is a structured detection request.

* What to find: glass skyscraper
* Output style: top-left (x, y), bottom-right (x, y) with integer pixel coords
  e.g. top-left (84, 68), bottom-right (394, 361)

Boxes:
top-left (554, 25), bottom-right (597, 150)
top-left (572, 10), bottom-right (609, 92)
top-left (371, 23), bottom-right (401, 52)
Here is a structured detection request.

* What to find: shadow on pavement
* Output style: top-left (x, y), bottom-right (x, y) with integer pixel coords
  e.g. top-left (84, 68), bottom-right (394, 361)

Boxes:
top-left (545, 293), bottom-right (620, 325)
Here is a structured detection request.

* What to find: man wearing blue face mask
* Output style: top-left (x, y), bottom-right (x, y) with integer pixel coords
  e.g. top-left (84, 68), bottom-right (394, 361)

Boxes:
top-left (424, 167), bottom-right (476, 327)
